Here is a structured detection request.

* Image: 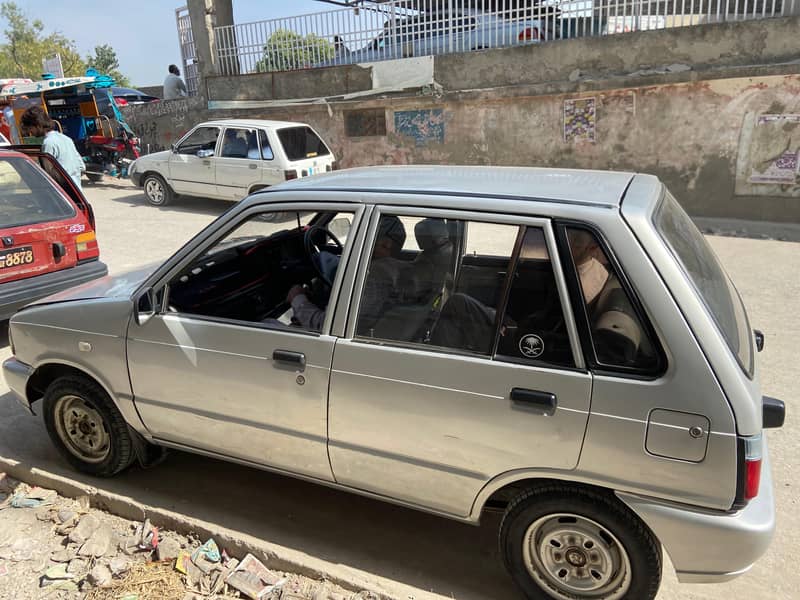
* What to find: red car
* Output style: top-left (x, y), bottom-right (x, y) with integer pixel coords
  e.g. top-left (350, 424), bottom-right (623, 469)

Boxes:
top-left (0, 148), bottom-right (107, 320)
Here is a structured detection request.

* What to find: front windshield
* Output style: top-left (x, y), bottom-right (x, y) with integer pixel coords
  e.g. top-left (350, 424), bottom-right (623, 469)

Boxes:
top-left (653, 191), bottom-right (753, 377)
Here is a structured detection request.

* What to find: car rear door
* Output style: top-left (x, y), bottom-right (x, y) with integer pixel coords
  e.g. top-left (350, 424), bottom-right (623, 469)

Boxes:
top-left (0, 155), bottom-right (93, 284)
top-left (276, 126), bottom-right (335, 178)
top-left (328, 207), bottom-right (591, 517)
top-left (214, 126), bottom-right (263, 200)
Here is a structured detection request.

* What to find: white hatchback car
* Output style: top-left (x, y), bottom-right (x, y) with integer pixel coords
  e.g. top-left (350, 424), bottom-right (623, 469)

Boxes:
top-left (129, 119), bottom-right (337, 206)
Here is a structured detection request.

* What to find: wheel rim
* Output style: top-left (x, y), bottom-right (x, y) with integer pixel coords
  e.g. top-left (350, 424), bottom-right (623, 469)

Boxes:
top-left (144, 178), bottom-right (164, 204)
top-left (523, 513), bottom-right (631, 599)
top-left (53, 395), bottom-right (111, 464)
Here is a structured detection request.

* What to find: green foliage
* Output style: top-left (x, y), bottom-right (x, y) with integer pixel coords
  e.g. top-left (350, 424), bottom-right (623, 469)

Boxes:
top-left (86, 44), bottom-right (130, 87)
top-left (255, 29), bottom-right (333, 73)
top-left (0, 1), bottom-right (86, 78)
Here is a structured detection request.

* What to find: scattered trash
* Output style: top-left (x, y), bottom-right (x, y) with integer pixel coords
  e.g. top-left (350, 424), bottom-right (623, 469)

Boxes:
top-left (156, 536), bottom-right (181, 562)
top-left (174, 551), bottom-right (191, 575)
top-left (6, 487), bottom-right (57, 509)
top-left (43, 564), bottom-right (74, 581)
top-left (226, 553), bottom-right (286, 600)
top-left (191, 537), bottom-right (221, 563)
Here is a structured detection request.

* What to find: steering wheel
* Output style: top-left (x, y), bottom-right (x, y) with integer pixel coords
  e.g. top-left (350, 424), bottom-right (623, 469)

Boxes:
top-left (304, 225), bottom-right (343, 286)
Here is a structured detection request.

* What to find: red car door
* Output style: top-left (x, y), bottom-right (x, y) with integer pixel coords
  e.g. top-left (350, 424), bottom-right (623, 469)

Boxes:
top-left (0, 151), bottom-right (98, 285)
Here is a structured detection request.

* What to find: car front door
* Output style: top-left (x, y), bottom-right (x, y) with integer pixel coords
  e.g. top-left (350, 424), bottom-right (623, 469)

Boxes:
top-left (127, 203), bottom-right (363, 480)
top-left (214, 127), bottom-right (263, 200)
top-left (168, 125), bottom-right (220, 198)
top-left (328, 207), bottom-right (591, 517)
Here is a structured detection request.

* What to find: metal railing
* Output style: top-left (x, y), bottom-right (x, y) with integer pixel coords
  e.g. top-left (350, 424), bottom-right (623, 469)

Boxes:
top-left (214, 0), bottom-right (798, 75)
top-left (176, 6), bottom-right (199, 95)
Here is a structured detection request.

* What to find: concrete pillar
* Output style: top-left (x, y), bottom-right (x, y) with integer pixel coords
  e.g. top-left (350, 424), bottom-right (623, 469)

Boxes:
top-left (187, 0), bottom-right (236, 95)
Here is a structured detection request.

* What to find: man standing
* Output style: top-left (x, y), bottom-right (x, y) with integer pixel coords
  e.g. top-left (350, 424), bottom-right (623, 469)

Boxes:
top-left (19, 106), bottom-right (85, 189)
top-left (163, 65), bottom-right (188, 100)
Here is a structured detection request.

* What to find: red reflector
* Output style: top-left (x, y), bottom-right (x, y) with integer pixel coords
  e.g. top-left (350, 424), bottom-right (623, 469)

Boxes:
top-left (284, 170), bottom-right (298, 180)
top-left (745, 458), bottom-right (762, 500)
top-left (519, 27), bottom-right (541, 41)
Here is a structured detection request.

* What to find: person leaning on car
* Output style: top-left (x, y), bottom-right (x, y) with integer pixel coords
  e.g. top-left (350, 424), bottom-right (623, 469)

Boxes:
top-left (20, 105), bottom-right (86, 189)
top-left (287, 216), bottom-right (409, 332)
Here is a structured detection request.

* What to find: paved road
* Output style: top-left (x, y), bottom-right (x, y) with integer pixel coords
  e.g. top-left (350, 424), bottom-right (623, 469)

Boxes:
top-left (0, 181), bottom-right (796, 599)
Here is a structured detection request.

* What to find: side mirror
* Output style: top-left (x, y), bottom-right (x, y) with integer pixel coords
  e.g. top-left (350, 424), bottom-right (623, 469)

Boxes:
top-left (134, 288), bottom-right (157, 326)
top-left (171, 143), bottom-right (177, 153)
top-left (197, 149), bottom-right (214, 158)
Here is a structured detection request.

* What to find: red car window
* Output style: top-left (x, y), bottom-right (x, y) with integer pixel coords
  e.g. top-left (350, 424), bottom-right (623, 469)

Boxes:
top-left (0, 156), bottom-right (76, 228)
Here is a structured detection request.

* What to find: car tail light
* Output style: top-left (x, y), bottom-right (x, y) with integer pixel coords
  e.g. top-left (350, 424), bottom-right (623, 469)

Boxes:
top-left (519, 27), bottom-right (542, 41)
top-left (75, 231), bottom-right (99, 260)
top-left (284, 170), bottom-right (298, 181)
top-left (115, 97), bottom-right (128, 107)
top-left (734, 434), bottom-right (762, 508)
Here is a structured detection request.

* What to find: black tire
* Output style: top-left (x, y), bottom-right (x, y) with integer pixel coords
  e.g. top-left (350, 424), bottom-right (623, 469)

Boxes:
top-left (499, 483), bottom-right (661, 600)
top-left (43, 376), bottom-right (135, 477)
top-left (142, 173), bottom-right (173, 206)
top-left (86, 173), bottom-right (104, 183)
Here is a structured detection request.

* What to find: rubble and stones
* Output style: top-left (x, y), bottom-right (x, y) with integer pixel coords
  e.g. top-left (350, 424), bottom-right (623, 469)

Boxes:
top-left (0, 472), bottom-right (378, 600)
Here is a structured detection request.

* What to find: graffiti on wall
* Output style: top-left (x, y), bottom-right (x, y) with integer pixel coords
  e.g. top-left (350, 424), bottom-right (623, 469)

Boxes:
top-left (564, 97), bottom-right (596, 143)
top-left (394, 109), bottom-right (445, 146)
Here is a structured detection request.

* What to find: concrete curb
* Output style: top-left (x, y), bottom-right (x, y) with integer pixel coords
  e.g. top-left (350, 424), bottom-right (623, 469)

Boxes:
top-left (0, 457), bottom-right (445, 600)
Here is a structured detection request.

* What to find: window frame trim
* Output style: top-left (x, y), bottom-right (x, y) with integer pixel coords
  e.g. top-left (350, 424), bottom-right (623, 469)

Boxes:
top-left (151, 202), bottom-right (365, 336)
top-left (555, 220), bottom-right (668, 379)
top-left (344, 206), bottom-right (585, 370)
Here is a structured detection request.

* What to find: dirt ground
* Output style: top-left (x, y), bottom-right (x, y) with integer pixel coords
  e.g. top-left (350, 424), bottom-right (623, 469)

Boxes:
top-left (0, 472), bottom-right (372, 600)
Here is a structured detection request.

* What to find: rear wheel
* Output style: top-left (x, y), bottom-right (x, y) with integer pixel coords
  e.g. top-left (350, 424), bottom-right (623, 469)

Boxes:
top-left (499, 484), bottom-right (661, 600)
top-left (143, 173), bottom-right (173, 206)
top-left (86, 173), bottom-right (104, 183)
top-left (43, 376), bottom-right (135, 477)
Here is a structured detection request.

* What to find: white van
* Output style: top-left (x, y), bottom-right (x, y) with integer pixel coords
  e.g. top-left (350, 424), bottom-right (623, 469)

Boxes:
top-left (129, 119), bottom-right (337, 206)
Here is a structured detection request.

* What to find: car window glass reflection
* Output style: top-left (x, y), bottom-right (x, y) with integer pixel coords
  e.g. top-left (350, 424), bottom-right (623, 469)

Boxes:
top-left (166, 210), bottom-right (354, 332)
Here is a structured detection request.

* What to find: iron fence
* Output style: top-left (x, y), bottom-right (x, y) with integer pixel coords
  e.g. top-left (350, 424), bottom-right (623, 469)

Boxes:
top-left (176, 6), bottom-right (199, 95)
top-left (214, 0), bottom-right (798, 74)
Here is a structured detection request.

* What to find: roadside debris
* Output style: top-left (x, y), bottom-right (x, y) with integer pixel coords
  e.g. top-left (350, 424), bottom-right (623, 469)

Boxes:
top-left (0, 473), bottom-right (379, 600)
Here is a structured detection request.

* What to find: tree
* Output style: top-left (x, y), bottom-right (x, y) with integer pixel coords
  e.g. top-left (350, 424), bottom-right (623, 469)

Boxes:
top-left (255, 30), bottom-right (333, 73)
top-left (0, 1), bottom-right (86, 78)
top-left (86, 44), bottom-right (130, 86)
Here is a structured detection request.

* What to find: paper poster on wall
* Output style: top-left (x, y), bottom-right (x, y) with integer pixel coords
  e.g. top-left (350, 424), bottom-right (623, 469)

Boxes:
top-left (394, 109), bottom-right (445, 146)
top-left (747, 114), bottom-right (800, 184)
top-left (564, 98), bottom-right (596, 143)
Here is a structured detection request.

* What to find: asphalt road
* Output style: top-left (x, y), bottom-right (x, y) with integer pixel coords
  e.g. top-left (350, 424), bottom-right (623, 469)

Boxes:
top-left (0, 181), bottom-right (796, 599)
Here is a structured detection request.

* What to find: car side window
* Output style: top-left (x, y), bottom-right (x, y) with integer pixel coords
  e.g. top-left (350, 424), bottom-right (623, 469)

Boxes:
top-left (165, 209), bottom-right (354, 332)
top-left (220, 128), bottom-right (258, 159)
top-left (495, 227), bottom-right (575, 368)
top-left (565, 227), bottom-right (659, 371)
top-left (258, 130), bottom-right (274, 160)
top-left (177, 127), bottom-right (219, 156)
top-left (355, 213), bottom-right (518, 356)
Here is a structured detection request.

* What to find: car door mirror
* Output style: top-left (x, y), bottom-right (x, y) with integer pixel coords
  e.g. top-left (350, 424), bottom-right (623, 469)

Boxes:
top-left (171, 143), bottom-right (177, 153)
top-left (197, 149), bottom-right (214, 158)
top-left (134, 288), bottom-right (157, 326)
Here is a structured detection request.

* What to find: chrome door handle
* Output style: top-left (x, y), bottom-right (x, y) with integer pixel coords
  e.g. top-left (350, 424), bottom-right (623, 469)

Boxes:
top-left (249, 164), bottom-right (258, 169)
top-left (510, 388), bottom-right (557, 416)
top-left (273, 349), bottom-right (306, 368)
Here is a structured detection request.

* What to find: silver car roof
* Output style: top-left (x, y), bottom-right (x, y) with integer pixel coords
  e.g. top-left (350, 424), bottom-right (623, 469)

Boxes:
top-left (268, 165), bottom-right (639, 207)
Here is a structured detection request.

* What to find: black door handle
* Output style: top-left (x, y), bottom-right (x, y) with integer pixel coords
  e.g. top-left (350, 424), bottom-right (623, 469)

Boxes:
top-left (272, 350), bottom-right (305, 367)
top-left (510, 388), bottom-right (557, 416)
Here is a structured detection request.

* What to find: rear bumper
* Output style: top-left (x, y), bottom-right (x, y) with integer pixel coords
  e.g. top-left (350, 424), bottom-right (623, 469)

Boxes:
top-left (0, 260), bottom-right (108, 321)
top-left (617, 437), bottom-right (775, 584)
top-left (2, 357), bottom-right (34, 413)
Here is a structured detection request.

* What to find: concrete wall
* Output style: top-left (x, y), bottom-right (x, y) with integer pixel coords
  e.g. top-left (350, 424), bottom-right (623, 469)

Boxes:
top-left (122, 16), bottom-right (800, 222)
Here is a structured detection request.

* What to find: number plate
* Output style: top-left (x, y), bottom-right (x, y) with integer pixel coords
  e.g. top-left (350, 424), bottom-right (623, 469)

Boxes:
top-left (0, 246), bottom-right (35, 269)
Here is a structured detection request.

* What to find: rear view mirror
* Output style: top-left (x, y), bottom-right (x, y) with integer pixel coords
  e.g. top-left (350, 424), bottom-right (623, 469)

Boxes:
top-left (171, 143), bottom-right (177, 153)
top-left (197, 149), bottom-right (214, 158)
top-left (134, 288), bottom-right (157, 326)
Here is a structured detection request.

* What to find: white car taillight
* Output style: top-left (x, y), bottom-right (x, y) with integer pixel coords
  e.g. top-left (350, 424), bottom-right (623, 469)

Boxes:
top-left (743, 434), bottom-right (763, 501)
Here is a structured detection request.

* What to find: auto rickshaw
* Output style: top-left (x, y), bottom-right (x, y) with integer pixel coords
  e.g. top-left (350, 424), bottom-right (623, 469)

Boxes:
top-left (0, 71), bottom-right (141, 182)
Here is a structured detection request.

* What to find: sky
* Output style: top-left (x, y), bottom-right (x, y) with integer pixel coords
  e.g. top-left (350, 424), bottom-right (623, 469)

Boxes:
top-left (0, 1), bottom-right (330, 87)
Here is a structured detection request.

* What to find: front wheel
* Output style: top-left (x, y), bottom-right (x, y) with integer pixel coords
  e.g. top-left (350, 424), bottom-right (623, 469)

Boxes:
top-left (43, 376), bottom-right (136, 477)
top-left (143, 173), bottom-right (173, 206)
top-left (499, 484), bottom-right (661, 600)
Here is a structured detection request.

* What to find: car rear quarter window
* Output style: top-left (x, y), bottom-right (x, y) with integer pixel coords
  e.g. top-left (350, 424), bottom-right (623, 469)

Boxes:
top-left (653, 192), bottom-right (753, 377)
top-left (0, 157), bottom-right (75, 228)
top-left (277, 127), bottom-right (330, 161)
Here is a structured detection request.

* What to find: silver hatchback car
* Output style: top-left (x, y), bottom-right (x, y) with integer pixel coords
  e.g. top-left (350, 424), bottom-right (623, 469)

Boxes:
top-left (3, 166), bottom-right (784, 599)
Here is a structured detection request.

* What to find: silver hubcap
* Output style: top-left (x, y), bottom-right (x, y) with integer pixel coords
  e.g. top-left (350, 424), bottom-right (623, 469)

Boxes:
top-left (53, 395), bottom-right (110, 463)
top-left (523, 514), bottom-right (631, 599)
top-left (145, 178), bottom-right (164, 204)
